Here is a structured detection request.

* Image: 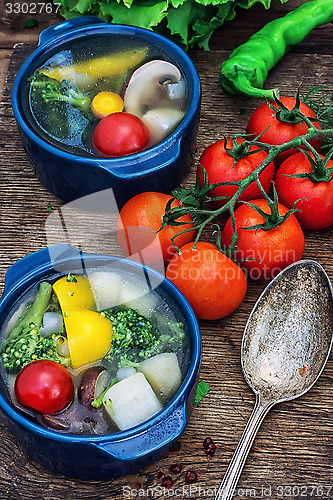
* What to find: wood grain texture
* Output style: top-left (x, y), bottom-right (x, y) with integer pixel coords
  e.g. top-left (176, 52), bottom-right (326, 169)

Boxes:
top-left (0, 39), bottom-right (333, 500)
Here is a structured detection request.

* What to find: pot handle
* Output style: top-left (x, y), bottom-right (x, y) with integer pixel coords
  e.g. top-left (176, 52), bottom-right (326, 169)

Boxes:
top-left (4, 244), bottom-right (80, 293)
top-left (38, 16), bottom-right (107, 46)
top-left (96, 139), bottom-right (182, 180)
top-left (93, 400), bottom-right (187, 461)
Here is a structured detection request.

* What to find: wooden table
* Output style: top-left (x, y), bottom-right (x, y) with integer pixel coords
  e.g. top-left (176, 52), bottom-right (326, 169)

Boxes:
top-left (1, 1), bottom-right (333, 499)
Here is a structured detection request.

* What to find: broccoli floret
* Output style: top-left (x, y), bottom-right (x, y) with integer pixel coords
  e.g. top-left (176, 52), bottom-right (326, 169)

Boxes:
top-left (102, 307), bottom-right (186, 368)
top-left (103, 307), bottom-right (158, 364)
top-left (30, 73), bottom-right (92, 117)
top-left (1, 329), bottom-right (69, 373)
top-left (1, 282), bottom-right (69, 373)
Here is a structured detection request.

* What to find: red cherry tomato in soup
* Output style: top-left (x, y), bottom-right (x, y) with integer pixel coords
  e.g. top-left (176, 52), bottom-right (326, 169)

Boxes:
top-left (197, 138), bottom-right (275, 208)
top-left (117, 192), bottom-right (195, 269)
top-left (221, 199), bottom-right (305, 280)
top-left (245, 97), bottom-right (321, 165)
top-left (93, 112), bottom-right (149, 157)
top-left (14, 360), bottom-right (74, 415)
top-left (166, 241), bottom-right (247, 320)
top-left (274, 151), bottom-right (333, 230)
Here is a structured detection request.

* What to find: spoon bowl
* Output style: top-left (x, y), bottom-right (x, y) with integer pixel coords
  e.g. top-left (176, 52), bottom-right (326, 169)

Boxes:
top-left (215, 260), bottom-right (333, 500)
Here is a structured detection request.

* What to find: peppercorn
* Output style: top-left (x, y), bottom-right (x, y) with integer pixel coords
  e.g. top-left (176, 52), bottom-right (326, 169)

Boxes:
top-left (171, 440), bottom-right (182, 452)
top-left (203, 437), bottom-right (216, 457)
top-left (186, 470), bottom-right (198, 483)
top-left (169, 464), bottom-right (183, 474)
top-left (162, 476), bottom-right (173, 488)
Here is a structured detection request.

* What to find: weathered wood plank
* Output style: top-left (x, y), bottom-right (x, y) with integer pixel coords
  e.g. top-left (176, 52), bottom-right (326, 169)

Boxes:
top-left (0, 42), bottom-right (332, 500)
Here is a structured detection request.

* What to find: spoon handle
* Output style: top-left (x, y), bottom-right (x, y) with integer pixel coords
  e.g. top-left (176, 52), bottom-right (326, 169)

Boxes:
top-left (214, 396), bottom-right (274, 500)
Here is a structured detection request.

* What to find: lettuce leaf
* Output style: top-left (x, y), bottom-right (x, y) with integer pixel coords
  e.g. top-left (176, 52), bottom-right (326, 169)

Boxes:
top-left (56, 0), bottom-right (289, 50)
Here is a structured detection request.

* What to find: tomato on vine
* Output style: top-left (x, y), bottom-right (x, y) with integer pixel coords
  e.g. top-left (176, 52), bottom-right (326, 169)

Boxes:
top-left (274, 151), bottom-right (333, 230)
top-left (221, 198), bottom-right (305, 280)
top-left (197, 137), bottom-right (275, 208)
top-left (166, 241), bottom-right (247, 320)
top-left (246, 96), bottom-right (321, 165)
top-left (117, 192), bottom-right (195, 270)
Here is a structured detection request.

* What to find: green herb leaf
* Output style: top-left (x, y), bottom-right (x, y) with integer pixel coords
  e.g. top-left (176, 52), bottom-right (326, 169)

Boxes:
top-left (194, 380), bottom-right (211, 406)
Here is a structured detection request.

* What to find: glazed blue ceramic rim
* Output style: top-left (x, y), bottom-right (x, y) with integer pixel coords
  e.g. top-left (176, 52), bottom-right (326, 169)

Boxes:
top-left (0, 250), bottom-right (201, 450)
top-left (12, 19), bottom-right (201, 172)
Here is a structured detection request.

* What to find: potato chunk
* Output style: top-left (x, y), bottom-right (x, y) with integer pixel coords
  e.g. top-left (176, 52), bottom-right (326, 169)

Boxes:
top-left (102, 373), bottom-right (162, 431)
top-left (139, 353), bottom-right (181, 401)
top-left (87, 271), bottom-right (123, 311)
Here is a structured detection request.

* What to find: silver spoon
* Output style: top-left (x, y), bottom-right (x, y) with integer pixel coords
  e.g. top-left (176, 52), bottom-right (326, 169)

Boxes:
top-left (215, 260), bottom-right (333, 500)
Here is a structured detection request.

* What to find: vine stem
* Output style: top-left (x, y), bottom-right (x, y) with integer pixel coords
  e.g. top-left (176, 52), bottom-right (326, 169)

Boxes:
top-left (164, 123), bottom-right (333, 255)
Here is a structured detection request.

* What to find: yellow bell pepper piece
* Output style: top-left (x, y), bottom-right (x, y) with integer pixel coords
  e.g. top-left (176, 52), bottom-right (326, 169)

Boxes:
top-left (40, 47), bottom-right (148, 82)
top-left (53, 275), bottom-right (95, 312)
top-left (64, 308), bottom-right (113, 369)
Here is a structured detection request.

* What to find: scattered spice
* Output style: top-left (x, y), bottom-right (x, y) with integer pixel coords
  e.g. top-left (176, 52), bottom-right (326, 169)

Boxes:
top-left (171, 440), bottom-right (182, 452)
top-left (186, 470), bottom-right (198, 483)
top-left (156, 471), bottom-right (166, 480)
top-left (203, 436), bottom-right (216, 457)
top-left (194, 380), bottom-right (210, 406)
top-left (169, 463), bottom-right (183, 474)
top-left (162, 476), bottom-right (174, 488)
top-left (46, 202), bottom-right (53, 212)
top-left (298, 365), bottom-right (307, 376)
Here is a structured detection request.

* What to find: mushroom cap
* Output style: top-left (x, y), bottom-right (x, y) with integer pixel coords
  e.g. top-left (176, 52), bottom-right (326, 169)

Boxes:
top-left (124, 60), bottom-right (184, 118)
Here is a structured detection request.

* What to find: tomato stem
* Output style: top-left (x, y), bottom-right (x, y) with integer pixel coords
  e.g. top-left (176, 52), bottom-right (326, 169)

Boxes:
top-left (165, 107), bottom-right (333, 255)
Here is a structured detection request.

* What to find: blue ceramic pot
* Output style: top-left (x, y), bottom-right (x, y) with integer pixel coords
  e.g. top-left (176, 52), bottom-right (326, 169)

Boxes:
top-left (12, 18), bottom-right (201, 208)
top-left (0, 245), bottom-right (201, 479)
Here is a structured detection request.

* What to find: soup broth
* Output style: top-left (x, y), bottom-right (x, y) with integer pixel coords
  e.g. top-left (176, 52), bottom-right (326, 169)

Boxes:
top-left (24, 33), bottom-right (189, 157)
top-left (0, 270), bottom-right (189, 435)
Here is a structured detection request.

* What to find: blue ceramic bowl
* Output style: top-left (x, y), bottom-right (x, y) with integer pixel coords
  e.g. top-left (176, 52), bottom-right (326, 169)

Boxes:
top-left (0, 245), bottom-right (201, 479)
top-left (12, 18), bottom-right (201, 208)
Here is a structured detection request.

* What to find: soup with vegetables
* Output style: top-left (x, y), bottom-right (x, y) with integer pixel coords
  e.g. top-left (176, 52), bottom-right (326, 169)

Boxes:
top-left (24, 34), bottom-right (188, 158)
top-left (0, 271), bottom-right (189, 434)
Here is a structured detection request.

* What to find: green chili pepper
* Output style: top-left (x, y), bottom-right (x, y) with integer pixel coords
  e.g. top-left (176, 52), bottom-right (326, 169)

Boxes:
top-left (220, 0), bottom-right (333, 99)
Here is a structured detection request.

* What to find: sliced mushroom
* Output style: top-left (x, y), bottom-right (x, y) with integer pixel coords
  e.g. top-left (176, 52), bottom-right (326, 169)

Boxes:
top-left (141, 108), bottom-right (185, 145)
top-left (123, 60), bottom-right (186, 118)
top-left (42, 414), bottom-right (71, 431)
top-left (78, 366), bottom-right (109, 409)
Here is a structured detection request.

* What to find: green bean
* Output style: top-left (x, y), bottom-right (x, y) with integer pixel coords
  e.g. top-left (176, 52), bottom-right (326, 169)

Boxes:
top-left (8, 282), bottom-right (52, 340)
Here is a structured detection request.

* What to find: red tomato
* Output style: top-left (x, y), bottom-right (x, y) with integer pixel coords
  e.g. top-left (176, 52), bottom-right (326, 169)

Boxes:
top-left (246, 97), bottom-right (321, 165)
top-left (197, 138), bottom-right (275, 208)
top-left (221, 199), bottom-right (305, 280)
top-left (117, 192), bottom-right (195, 270)
top-left (92, 112), bottom-right (149, 157)
top-left (14, 360), bottom-right (74, 415)
top-left (165, 241), bottom-right (247, 320)
top-left (274, 151), bottom-right (333, 230)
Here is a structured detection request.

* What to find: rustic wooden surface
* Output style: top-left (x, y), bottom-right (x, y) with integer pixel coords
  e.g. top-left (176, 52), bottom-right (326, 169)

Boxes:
top-left (1, 2), bottom-right (333, 500)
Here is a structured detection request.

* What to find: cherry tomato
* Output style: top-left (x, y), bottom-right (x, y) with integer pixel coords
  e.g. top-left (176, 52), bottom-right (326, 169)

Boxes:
top-left (14, 360), bottom-right (74, 415)
top-left (117, 192), bottom-right (195, 270)
top-left (274, 151), bottom-right (333, 230)
top-left (221, 199), bottom-right (305, 280)
top-left (92, 112), bottom-right (149, 157)
top-left (197, 138), bottom-right (275, 208)
top-left (165, 241), bottom-right (247, 320)
top-left (245, 96), bottom-right (321, 165)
